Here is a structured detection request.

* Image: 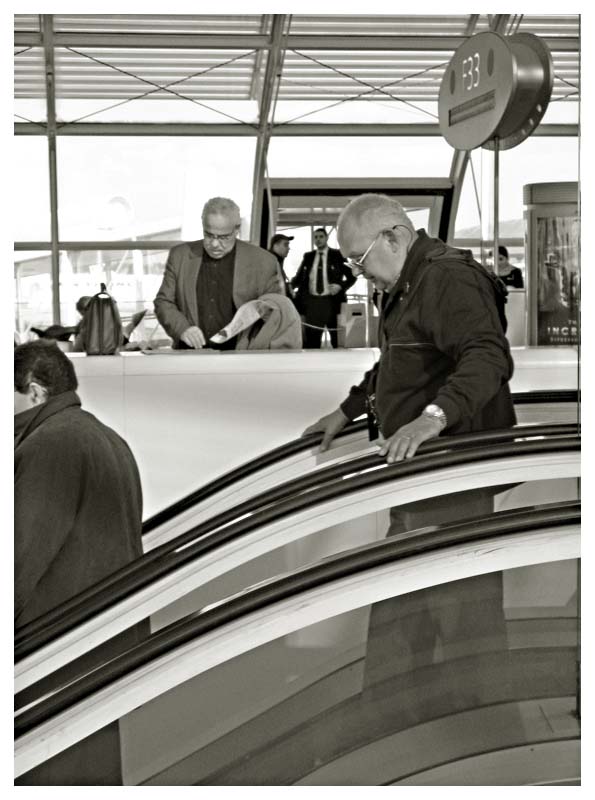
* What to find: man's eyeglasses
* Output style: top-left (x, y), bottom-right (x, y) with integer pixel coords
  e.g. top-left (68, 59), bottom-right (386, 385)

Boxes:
top-left (344, 224), bottom-right (407, 273)
top-left (203, 227), bottom-right (239, 244)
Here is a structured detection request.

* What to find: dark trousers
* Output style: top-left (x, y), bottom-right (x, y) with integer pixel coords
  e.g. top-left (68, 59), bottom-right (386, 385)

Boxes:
top-left (364, 488), bottom-right (507, 690)
top-left (303, 295), bottom-right (339, 349)
top-left (15, 622), bottom-right (149, 785)
top-left (16, 722), bottom-right (124, 786)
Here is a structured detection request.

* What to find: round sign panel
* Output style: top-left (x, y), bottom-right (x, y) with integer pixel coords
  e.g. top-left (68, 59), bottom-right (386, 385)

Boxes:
top-left (439, 31), bottom-right (553, 151)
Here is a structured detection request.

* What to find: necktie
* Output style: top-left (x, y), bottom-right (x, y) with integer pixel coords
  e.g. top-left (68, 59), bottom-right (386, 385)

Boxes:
top-left (315, 252), bottom-right (324, 294)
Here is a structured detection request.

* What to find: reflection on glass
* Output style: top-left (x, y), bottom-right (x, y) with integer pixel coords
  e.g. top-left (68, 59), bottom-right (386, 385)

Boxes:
top-left (536, 216), bottom-right (579, 346)
top-left (114, 558), bottom-right (578, 786)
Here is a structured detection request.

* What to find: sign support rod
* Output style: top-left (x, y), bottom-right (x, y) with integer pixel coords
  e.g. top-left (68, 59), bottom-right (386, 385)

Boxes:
top-left (493, 136), bottom-right (500, 276)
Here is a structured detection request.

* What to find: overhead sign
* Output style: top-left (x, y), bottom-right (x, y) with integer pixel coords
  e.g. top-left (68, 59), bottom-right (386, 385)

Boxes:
top-left (438, 31), bottom-right (553, 151)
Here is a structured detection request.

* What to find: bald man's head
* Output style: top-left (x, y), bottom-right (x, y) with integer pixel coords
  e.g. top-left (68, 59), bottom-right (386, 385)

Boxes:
top-left (337, 194), bottom-right (417, 292)
top-left (338, 194), bottom-right (414, 244)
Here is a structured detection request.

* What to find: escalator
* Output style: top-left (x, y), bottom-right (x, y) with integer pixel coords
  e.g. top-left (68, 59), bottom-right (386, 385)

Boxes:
top-left (15, 498), bottom-right (580, 785)
top-left (16, 423), bottom-right (579, 691)
top-left (142, 389), bottom-right (579, 551)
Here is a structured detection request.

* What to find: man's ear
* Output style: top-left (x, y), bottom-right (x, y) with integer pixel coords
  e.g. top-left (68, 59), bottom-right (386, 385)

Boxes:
top-left (28, 381), bottom-right (48, 406)
top-left (384, 229), bottom-right (400, 252)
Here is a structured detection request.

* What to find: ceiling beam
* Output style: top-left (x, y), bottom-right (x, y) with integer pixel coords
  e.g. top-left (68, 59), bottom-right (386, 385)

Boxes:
top-left (14, 31), bottom-right (579, 52)
top-left (14, 122), bottom-right (578, 137)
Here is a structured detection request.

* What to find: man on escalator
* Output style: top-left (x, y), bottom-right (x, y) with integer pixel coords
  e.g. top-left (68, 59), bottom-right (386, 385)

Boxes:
top-left (301, 193), bottom-right (517, 697)
top-left (304, 194), bottom-right (516, 692)
top-left (14, 339), bottom-right (144, 785)
top-left (303, 192), bottom-right (516, 531)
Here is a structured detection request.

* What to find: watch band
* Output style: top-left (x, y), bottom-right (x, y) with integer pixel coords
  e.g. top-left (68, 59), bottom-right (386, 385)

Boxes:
top-left (422, 403), bottom-right (448, 431)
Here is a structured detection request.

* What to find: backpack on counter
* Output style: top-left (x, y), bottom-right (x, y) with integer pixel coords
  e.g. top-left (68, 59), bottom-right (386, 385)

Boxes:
top-left (81, 283), bottom-right (123, 355)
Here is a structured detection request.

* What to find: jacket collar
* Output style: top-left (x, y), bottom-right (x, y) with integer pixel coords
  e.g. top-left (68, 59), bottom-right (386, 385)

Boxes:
top-left (14, 390), bottom-right (81, 449)
top-left (383, 229), bottom-right (442, 311)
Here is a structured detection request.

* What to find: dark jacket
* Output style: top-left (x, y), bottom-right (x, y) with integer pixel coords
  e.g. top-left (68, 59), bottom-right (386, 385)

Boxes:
top-left (14, 392), bottom-right (145, 785)
top-left (341, 230), bottom-right (516, 437)
top-left (270, 250), bottom-right (295, 300)
top-left (501, 266), bottom-right (524, 288)
top-left (14, 391), bottom-right (144, 625)
top-left (291, 247), bottom-right (356, 312)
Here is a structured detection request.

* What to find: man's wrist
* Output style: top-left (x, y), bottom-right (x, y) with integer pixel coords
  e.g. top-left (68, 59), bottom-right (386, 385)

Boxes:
top-left (421, 403), bottom-right (448, 431)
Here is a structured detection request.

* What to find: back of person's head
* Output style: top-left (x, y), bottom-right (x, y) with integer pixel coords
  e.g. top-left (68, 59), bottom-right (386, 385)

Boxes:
top-left (498, 245), bottom-right (509, 259)
top-left (201, 197), bottom-right (241, 225)
top-left (14, 340), bottom-right (78, 396)
top-left (76, 295), bottom-right (92, 315)
top-left (338, 194), bottom-right (414, 240)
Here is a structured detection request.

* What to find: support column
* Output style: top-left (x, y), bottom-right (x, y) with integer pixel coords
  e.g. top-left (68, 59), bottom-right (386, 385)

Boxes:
top-left (249, 15), bottom-right (289, 245)
top-left (42, 14), bottom-right (61, 324)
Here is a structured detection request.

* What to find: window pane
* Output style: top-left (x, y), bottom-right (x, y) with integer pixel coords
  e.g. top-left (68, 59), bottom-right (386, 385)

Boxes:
top-left (455, 138), bottom-right (579, 239)
top-left (57, 248), bottom-right (172, 342)
top-left (14, 251), bottom-right (53, 336)
top-left (14, 138), bottom-right (51, 241)
top-left (56, 137), bottom-right (256, 241)
top-left (267, 137), bottom-right (453, 178)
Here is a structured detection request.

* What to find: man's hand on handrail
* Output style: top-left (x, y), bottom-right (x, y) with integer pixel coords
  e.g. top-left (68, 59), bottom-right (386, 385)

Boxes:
top-left (301, 408), bottom-right (350, 452)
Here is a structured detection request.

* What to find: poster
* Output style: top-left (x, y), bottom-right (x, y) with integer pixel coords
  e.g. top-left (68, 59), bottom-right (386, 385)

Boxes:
top-left (536, 215), bottom-right (579, 346)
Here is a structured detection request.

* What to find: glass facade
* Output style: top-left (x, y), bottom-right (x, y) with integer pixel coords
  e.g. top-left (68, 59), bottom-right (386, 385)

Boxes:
top-left (56, 137), bottom-right (256, 241)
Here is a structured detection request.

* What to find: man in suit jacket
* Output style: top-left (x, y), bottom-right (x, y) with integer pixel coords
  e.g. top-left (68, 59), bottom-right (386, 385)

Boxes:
top-left (154, 197), bottom-right (283, 349)
top-left (291, 227), bottom-right (356, 348)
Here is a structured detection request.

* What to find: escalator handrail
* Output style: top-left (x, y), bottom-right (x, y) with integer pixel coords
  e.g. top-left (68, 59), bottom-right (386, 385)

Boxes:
top-left (142, 419), bottom-right (367, 534)
top-left (15, 429), bottom-right (579, 661)
top-left (15, 499), bottom-right (580, 737)
top-left (142, 425), bottom-right (578, 564)
top-left (513, 389), bottom-right (578, 404)
top-left (141, 389), bottom-right (579, 534)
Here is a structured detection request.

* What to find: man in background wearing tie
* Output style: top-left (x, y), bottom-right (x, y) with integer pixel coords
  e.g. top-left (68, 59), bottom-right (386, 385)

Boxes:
top-left (291, 227), bottom-right (356, 348)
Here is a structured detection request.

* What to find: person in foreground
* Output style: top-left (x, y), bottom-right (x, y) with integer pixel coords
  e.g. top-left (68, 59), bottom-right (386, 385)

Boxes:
top-left (154, 196), bottom-right (283, 350)
top-left (303, 193), bottom-right (516, 529)
top-left (302, 194), bottom-right (517, 697)
top-left (15, 340), bottom-right (144, 784)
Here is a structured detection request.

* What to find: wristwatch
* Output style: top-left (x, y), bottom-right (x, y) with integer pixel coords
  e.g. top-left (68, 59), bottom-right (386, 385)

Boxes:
top-left (422, 403), bottom-right (448, 431)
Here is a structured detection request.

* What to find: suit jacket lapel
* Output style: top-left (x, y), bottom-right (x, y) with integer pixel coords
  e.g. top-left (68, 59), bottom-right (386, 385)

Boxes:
top-left (232, 239), bottom-right (246, 307)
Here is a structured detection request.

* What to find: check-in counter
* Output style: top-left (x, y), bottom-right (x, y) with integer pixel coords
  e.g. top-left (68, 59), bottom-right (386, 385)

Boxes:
top-left (69, 346), bottom-right (578, 518)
